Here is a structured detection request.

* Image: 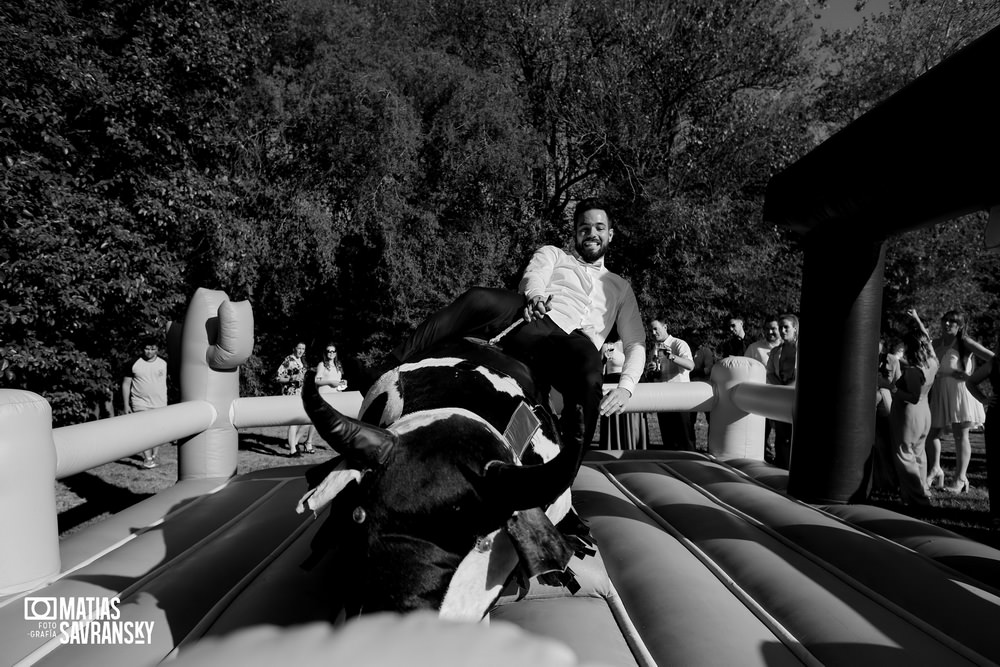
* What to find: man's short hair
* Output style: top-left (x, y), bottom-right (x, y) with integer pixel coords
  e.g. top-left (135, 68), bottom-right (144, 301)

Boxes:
top-left (141, 336), bottom-right (159, 349)
top-left (573, 198), bottom-right (613, 229)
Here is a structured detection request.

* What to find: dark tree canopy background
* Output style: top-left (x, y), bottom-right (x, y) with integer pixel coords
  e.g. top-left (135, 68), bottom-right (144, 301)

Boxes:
top-left (2, 0), bottom-right (999, 424)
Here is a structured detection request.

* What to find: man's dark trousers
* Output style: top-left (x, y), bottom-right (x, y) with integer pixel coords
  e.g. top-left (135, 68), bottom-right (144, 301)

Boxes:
top-left (391, 287), bottom-right (603, 454)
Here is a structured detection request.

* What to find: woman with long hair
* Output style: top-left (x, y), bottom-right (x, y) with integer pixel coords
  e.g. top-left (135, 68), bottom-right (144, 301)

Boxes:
top-left (315, 343), bottom-right (347, 395)
top-left (912, 309), bottom-right (992, 493)
top-left (887, 326), bottom-right (938, 506)
top-left (276, 342), bottom-right (312, 455)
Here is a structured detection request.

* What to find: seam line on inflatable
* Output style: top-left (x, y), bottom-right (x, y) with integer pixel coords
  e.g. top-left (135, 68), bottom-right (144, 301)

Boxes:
top-left (591, 463), bottom-right (823, 667)
top-left (12, 479), bottom-right (293, 666)
top-left (728, 462), bottom-right (1000, 602)
top-left (164, 509), bottom-right (322, 657)
top-left (602, 577), bottom-right (657, 667)
top-left (659, 460), bottom-right (995, 666)
top-left (695, 457), bottom-right (1000, 607)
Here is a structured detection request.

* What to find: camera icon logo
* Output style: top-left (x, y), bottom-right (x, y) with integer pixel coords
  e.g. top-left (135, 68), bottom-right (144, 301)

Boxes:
top-left (24, 597), bottom-right (57, 621)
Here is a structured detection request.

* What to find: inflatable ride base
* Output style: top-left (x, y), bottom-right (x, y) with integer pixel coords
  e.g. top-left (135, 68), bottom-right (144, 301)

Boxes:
top-left (4, 451), bottom-right (1000, 666)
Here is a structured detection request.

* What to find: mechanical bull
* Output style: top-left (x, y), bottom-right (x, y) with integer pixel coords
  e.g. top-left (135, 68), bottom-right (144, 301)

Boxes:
top-left (296, 339), bottom-right (591, 620)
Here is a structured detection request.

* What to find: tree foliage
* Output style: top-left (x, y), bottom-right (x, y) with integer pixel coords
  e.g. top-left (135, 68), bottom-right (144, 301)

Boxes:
top-left (815, 0), bottom-right (1000, 344)
top-left (2, 0), bottom-right (999, 421)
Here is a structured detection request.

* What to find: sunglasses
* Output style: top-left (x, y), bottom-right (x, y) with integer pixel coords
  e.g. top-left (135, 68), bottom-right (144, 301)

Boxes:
top-left (326, 349), bottom-right (337, 353)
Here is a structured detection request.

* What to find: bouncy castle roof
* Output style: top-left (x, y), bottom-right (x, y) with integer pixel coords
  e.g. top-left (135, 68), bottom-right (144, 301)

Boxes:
top-left (763, 24), bottom-right (1000, 237)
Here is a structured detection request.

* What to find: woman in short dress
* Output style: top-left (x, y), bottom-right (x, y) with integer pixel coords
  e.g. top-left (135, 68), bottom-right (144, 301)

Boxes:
top-left (887, 329), bottom-right (938, 506)
top-left (914, 309), bottom-right (992, 493)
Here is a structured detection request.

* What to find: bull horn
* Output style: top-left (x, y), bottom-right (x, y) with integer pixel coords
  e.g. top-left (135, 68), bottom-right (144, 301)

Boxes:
top-left (480, 439), bottom-right (582, 512)
top-left (302, 370), bottom-right (397, 467)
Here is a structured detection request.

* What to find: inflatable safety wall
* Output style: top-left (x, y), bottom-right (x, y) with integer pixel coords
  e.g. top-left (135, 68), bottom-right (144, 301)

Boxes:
top-left (176, 288), bottom-right (254, 481)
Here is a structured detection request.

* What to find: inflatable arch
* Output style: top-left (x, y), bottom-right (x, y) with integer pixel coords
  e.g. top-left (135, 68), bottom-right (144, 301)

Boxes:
top-left (3, 24), bottom-right (1000, 666)
top-left (763, 24), bottom-right (1000, 503)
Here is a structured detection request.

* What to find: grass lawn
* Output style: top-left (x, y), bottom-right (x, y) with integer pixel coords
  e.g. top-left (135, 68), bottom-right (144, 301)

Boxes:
top-left (55, 420), bottom-right (999, 550)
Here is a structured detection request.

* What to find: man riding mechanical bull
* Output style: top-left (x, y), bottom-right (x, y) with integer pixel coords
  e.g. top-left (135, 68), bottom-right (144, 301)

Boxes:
top-left (297, 198), bottom-right (646, 618)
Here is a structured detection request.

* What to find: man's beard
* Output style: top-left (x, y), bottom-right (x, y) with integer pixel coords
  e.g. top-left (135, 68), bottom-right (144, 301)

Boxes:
top-left (576, 238), bottom-right (607, 262)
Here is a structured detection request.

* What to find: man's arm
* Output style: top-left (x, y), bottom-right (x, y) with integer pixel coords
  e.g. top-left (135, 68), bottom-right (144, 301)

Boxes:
top-left (600, 285), bottom-right (645, 416)
top-left (669, 340), bottom-right (695, 372)
top-left (518, 246), bottom-right (559, 320)
top-left (121, 376), bottom-right (133, 414)
top-left (518, 245), bottom-right (559, 299)
top-left (613, 285), bottom-right (646, 396)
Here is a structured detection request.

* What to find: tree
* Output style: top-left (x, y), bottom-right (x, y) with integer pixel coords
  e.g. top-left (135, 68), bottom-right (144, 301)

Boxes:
top-left (1, 0), bottom-right (279, 422)
top-left (815, 0), bottom-right (1000, 343)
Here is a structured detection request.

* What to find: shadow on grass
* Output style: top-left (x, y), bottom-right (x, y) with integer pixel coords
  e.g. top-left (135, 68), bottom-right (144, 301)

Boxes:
top-left (239, 431), bottom-right (290, 456)
top-left (58, 472), bottom-right (154, 535)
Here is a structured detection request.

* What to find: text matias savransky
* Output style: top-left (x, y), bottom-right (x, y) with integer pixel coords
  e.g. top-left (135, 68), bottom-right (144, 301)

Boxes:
top-left (24, 596), bottom-right (155, 645)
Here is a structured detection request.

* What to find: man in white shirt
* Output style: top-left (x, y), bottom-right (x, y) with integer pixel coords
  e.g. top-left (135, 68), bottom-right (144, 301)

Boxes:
top-left (745, 319), bottom-right (781, 367)
top-left (389, 199), bottom-right (645, 455)
top-left (647, 318), bottom-right (695, 450)
top-left (122, 338), bottom-right (168, 469)
top-left (745, 319), bottom-right (782, 462)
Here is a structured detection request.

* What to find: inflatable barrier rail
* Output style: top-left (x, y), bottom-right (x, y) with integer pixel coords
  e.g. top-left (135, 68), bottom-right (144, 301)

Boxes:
top-left (5, 288), bottom-right (1000, 666)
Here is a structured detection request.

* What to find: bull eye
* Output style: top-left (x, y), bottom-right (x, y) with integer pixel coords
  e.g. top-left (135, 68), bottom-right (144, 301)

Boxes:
top-left (352, 506), bottom-right (367, 524)
top-left (475, 534), bottom-right (493, 553)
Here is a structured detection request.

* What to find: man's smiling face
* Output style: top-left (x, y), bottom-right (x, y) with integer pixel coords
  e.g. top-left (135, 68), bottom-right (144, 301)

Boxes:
top-left (574, 208), bottom-right (613, 263)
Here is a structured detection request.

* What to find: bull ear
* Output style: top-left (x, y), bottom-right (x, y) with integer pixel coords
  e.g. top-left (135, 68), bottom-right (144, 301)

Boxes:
top-left (480, 443), bottom-right (581, 512)
top-left (302, 370), bottom-right (397, 467)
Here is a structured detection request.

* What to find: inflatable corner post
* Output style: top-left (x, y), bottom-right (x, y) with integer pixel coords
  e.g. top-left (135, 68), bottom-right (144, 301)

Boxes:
top-left (0, 390), bottom-right (60, 595)
top-left (708, 356), bottom-right (765, 460)
top-left (790, 231), bottom-right (886, 504)
top-left (177, 288), bottom-right (254, 481)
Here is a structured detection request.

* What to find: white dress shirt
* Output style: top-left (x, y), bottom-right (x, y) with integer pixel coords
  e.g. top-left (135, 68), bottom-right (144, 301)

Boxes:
top-left (518, 245), bottom-right (645, 395)
top-left (651, 335), bottom-right (692, 383)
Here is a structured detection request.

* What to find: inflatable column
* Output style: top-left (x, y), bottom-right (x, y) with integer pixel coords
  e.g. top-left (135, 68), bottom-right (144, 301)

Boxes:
top-left (177, 288), bottom-right (254, 481)
top-left (708, 356), bottom-right (766, 460)
top-left (0, 390), bottom-right (60, 594)
top-left (789, 230), bottom-right (885, 503)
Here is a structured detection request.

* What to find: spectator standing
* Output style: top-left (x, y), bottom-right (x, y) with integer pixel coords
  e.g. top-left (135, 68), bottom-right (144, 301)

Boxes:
top-left (277, 342), bottom-right (312, 455)
top-left (746, 319), bottom-right (782, 462)
top-left (307, 342), bottom-right (348, 453)
top-left (689, 332), bottom-right (716, 445)
top-left (766, 314), bottom-right (798, 469)
top-left (718, 317), bottom-right (749, 358)
top-left (886, 328), bottom-right (939, 506)
top-left (648, 318), bottom-right (695, 450)
top-left (315, 343), bottom-right (348, 395)
top-left (122, 338), bottom-right (168, 469)
top-left (745, 320), bottom-right (781, 367)
top-left (872, 337), bottom-right (903, 494)
top-left (911, 309), bottom-right (992, 493)
top-left (964, 338), bottom-right (1000, 526)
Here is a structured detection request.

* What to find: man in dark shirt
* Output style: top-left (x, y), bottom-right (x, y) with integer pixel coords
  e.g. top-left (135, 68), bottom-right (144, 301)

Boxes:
top-left (718, 317), bottom-right (749, 359)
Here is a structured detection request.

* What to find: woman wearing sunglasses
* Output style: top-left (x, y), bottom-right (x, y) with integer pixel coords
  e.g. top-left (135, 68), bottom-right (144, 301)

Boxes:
top-left (909, 308), bottom-right (992, 493)
top-left (315, 344), bottom-right (348, 395)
